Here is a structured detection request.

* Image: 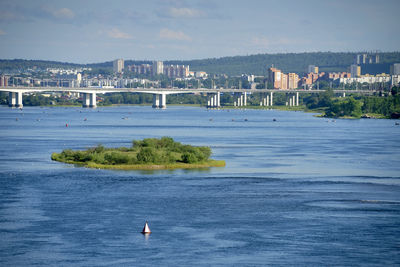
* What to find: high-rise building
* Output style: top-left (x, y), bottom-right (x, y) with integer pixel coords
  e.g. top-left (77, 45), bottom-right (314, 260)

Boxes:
top-left (288, 73), bottom-right (299, 89)
top-left (163, 65), bottom-right (189, 78)
top-left (308, 65), bottom-right (319, 74)
top-left (281, 73), bottom-right (288, 89)
top-left (362, 54), bottom-right (367, 64)
top-left (350, 64), bottom-right (361, 78)
top-left (390, 63), bottom-right (400, 75)
top-left (152, 61), bottom-right (164, 75)
top-left (268, 67), bottom-right (282, 89)
top-left (375, 54), bottom-right (380, 64)
top-left (0, 75), bottom-right (8, 87)
top-left (113, 59), bottom-right (124, 73)
top-left (356, 54), bottom-right (362, 65)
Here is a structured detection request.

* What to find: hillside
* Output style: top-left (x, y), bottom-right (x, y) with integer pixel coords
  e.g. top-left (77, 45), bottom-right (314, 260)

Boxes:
top-left (1, 52), bottom-right (400, 76)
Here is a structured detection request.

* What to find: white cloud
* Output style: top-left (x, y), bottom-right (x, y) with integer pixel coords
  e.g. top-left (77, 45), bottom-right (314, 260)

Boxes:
top-left (159, 28), bottom-right (191, 41)
top-left (107, 28), bottom-right (133, 39)
top-left (0, 29), bottom-right (5, 35)
top-left (42, 7), bottom-right (75, 20)
top-left (167, 7), bottom-right (204, 18)
top-left (52, 8), bottom-right (75, 19)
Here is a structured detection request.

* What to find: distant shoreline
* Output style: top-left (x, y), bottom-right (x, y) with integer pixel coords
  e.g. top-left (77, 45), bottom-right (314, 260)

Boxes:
top-left (3, 103), bottom-right (395, 119)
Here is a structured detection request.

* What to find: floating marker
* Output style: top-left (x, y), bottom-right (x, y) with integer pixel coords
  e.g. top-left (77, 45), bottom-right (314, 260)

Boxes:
top-left (141, 221), bottom-right (151, 234)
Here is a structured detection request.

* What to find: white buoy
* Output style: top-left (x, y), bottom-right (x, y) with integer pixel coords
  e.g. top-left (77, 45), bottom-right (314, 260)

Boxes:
top-left (141, 221), bottom-right (151, 234)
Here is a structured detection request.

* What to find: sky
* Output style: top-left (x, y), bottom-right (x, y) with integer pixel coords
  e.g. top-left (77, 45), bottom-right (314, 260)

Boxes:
top-left (0, 0), bottom-right (399, 64)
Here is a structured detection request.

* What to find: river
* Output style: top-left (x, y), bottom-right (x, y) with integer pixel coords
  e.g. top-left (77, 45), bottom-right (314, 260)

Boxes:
top-left (0, 105), bottom-right (399, 266)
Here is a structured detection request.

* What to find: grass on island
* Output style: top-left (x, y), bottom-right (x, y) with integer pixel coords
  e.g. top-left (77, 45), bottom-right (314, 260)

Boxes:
top-left (51, 137), bottom-right (225, 170)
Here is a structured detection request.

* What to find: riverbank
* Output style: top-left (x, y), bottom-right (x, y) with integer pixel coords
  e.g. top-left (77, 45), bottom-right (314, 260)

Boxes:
top-left (221, 105), bottom-right (394, 119)
top-left (52, 158), bottom-right (226, 170)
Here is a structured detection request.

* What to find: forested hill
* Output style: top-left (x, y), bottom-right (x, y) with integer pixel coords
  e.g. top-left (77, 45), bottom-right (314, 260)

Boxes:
top-left (167, 52), bottom-right (400, 76)
top-left (1, 52), bottom-right (400, 76)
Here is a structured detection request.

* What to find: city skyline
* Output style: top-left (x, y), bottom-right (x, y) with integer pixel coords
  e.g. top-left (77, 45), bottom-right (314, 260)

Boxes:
top-left (0, 0), bottom-right (399, 64)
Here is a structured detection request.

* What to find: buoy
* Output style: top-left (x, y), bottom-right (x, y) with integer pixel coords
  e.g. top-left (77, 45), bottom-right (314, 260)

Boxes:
top-left (141, 221), bottom-right (151, 234)
top-left (273, 118), bottom-right (276, 121)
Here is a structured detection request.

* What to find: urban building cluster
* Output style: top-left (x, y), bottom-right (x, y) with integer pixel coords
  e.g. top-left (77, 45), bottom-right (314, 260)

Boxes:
top-left (1, 57), bottom-right (400, 91)
top-left (267, 67), bottom-right (300, 89)
top-left (0, 75), bottom-right (8, 87)
top-left (47, 67), bottom-right (91, 75)
top-left (126, 61), bottom-right (190, 78)
top-left (267, 62), bottom-right (400, 90)
top-left (355, 52), bottom-right (380, 64)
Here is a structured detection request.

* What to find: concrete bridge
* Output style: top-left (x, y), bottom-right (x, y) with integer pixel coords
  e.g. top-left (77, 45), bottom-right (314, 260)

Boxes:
top-left (0, 86), bottom-right (379, 109)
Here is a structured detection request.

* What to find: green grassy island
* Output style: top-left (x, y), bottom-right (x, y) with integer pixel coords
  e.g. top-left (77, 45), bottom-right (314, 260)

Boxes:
top-left (51, 137), bottom-right (225, 170)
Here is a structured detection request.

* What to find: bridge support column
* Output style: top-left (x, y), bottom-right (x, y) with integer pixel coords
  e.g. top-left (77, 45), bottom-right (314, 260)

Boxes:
top-left (343, 92), bottom-right (346, 97)
top-left (16, 92), bottom-right (23, 108)
top-left (8, 92), bottom-right (16, 107)
top-left (296, 92), bottom-right (299, 106)
top-left (81, 93), bottom-right (90, 108)
top-left (152, 94), bottom-right (160, 108)
top-left (243, 92), bottom-right (247, 106)
top-left (289, 96), bottom-right (293, 107)
top-left (160, 94), bottom-right (166, 109)
top-left (270, 92), bottom-right (273, 106)
top-left (89, 93), bottom-right (96, 108)
top-left (216, 92), bottom-right (220, 108)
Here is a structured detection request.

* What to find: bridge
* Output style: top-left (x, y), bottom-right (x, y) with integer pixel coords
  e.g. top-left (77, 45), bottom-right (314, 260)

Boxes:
top-left (0, 86), bottom-right (379, 109)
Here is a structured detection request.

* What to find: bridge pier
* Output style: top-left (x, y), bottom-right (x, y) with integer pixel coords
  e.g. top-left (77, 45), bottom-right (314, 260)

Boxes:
top-left (234, 92), bottom-right (247, 107)
top-left (81, 93), bottom-right (90, 108)
top-left (17, 92), bottom-right (23, 108)
top-left (260, 94), bottom-right (270, 106)
top-left (286, 93), bottom-right (299, 107)
top-left (89, 92), bottom-right (96, 108)
top-left (152, 93), bottom-right (166, 109)
top-left (152, 94), bottom-right (160, 108)
top-left (207, 92), bottom-right (220, 108)
top-left (270, 92), bottom-right (274, 106)
top-left (8, 92), bottom-right (16, 107)
top-left (9, 92), bottom-right (23, 108)
top-left (161, 93), bottom-right (166, 109)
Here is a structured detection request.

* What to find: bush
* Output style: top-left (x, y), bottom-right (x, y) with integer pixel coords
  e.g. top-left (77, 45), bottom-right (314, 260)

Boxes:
top-left (73, 151), bottom-right (93, 162)
top-left (182, 152), bottom-right (198, 163)
top-left (137, 147), bottom-right (158, 163)
top-left (104, 152), bottom-right (129, 164)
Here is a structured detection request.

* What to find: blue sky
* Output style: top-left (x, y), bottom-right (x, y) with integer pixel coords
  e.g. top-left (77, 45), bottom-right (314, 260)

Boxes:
top-left (0, 0), bottom-right (398, 63)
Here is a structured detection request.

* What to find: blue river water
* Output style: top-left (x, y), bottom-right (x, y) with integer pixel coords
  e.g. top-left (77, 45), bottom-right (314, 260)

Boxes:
top-left (0, 105), bottom-right (399, 266)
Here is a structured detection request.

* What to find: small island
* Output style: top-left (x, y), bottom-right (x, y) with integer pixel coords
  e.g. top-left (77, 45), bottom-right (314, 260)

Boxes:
top-left (51, 137), bottom-right (225, 170)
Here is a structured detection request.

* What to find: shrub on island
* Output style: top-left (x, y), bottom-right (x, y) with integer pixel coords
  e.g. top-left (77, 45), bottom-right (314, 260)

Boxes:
top-left (51, 137), bottom-right (225, 170)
